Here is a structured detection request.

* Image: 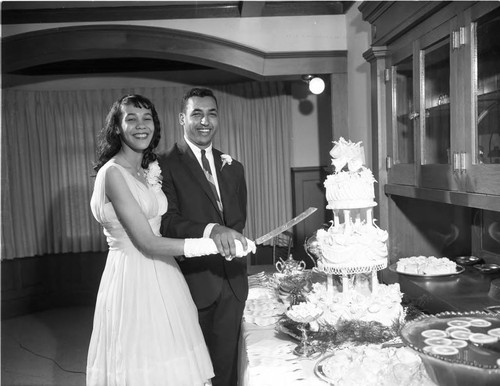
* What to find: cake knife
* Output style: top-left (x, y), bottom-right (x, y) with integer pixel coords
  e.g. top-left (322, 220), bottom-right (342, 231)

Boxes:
top-left (254, 207), bottom-right (317, 245)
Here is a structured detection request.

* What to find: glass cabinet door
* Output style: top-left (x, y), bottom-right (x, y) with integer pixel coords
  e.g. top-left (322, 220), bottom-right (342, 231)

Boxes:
top-left (395, 56), bottom-right (415, 165)
top-left (476, 8), bottom-right (500, 165)
top-left (466, 5), bottom-right (500, 195)
top-left (388, 55), bottom-right (416, 185)
top-left (422, 38), bottom-right (451, 166)
top-left (419, 32), bottom-right (460, 191)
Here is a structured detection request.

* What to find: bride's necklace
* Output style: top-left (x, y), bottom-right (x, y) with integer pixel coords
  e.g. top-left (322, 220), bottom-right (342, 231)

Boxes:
top-left (118, 154), bottom-right (143, 177)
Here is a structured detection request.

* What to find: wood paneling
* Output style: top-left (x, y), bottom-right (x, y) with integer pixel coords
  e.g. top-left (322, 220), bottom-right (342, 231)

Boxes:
top-left (386, 195), bottom-right (472, 264)
top-left (1, 252), bottom-right (106, 319)
top-left (291, 167), bottom-right (330, 267)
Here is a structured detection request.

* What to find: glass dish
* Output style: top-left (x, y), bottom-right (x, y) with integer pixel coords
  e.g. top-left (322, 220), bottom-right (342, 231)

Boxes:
top-left (474, 264), bottom-right (500, 274)
top-left (400, 311), bottom-right (500, 386)
top-left (451, 256), bottom-right (484, 266)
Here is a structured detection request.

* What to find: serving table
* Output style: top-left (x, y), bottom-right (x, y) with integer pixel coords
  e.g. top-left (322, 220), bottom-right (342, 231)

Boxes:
top-left (381, 263), bottom-right (500, 314)
top-left (238, 265), bottom-right (436, 386)
top-left (238, 320), bottom-right (325, 386)
top-left (239, 265), bottom-right (322, 386)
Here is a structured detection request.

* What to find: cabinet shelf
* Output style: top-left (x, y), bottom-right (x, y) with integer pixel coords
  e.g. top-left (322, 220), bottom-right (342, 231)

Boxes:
top-left (385, 183), bottom-right (500, 212)
top-left (426, 102), bottom-right (450, 111)
top-left (478, 89), bottom-right (500, 102)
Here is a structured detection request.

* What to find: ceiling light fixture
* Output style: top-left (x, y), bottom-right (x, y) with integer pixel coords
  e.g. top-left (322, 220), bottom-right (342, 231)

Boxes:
top-left (302, 75), bottom-right (325, 95)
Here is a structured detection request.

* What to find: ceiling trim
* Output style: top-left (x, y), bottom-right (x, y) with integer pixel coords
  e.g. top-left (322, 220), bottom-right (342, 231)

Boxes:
top-left (3, 25), bottom-right (346, 79)
top-left (2, 1), bottom-right (354, 24)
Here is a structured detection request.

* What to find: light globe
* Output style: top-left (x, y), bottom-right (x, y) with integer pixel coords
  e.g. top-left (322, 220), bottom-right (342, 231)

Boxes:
top-left (309, 77), bottom-right (325, 94)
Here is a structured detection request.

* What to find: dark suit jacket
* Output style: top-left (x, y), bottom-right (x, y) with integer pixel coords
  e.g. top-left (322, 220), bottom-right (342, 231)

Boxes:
top-left (159, 139), bottom-right (248, 309)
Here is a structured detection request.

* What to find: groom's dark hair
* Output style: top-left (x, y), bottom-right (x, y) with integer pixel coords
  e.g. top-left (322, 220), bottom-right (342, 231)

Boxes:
top-left (181, 88), bottom-right (218, 112)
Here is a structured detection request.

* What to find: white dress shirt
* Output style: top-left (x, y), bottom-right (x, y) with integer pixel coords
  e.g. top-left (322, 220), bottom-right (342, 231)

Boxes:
top-left (184, 136), bottom-right (221, 237)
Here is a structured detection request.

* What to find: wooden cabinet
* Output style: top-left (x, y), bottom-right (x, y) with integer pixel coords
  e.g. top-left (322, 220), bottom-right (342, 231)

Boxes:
top-left (360, 1), bottom-right (500, 266)
top-left (382, 2), bottom-right (500, 194)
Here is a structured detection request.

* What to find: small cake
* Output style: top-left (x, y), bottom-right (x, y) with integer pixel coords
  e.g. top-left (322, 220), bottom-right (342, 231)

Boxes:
top-left (324, 137), bottom-right (376, 210)
top-left (396, 256), bottom-right (457, 275)
top-left (305, 281), bottom-right (404, 327)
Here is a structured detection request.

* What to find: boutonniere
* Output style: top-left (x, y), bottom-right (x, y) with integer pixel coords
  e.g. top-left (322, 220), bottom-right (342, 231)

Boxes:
top-left (144, 160), bottom-right (163, 192)
top-left (220, 154), bottom-right (233, 171)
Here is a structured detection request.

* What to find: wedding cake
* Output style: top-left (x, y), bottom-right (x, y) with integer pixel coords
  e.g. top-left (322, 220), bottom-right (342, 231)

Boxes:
top-left (316, 138), bottom-right (388, 272)
top-left (311, 138), bottom-right (403, 327)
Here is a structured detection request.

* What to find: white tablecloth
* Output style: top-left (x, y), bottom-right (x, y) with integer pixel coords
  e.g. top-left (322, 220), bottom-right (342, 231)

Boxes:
top-left (238, 321), bottom-right (325, 386)
top-left (238, 282), bottom-right (326, 386)
top-left (238, 272), bottom-right (436, 386)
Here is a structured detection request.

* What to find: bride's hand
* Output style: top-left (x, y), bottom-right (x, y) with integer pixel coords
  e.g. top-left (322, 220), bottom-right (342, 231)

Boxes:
top-left (227, 238), bottom-right (256, 261)
top-left (183, 237), bottom-right (256, 259)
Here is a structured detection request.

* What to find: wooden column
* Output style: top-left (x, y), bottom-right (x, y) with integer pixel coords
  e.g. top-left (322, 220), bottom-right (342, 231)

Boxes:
top-left (363, 46), bottom-right (390, 230)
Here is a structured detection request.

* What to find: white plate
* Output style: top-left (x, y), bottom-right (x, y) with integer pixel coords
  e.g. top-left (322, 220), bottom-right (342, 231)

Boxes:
top-left (388, 263), bottom-right (465, 278)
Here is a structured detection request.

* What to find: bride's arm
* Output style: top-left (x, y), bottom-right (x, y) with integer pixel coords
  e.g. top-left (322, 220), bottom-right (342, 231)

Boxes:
top-left (105, 166), bottom-right (186, 257)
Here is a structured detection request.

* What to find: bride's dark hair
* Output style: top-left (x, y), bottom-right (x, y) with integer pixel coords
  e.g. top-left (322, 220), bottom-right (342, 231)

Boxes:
top-left (93, 94), bottom-right (162, 173)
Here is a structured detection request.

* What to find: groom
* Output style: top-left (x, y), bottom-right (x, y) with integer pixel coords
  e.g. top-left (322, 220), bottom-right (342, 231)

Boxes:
top-left (160, 88), bottom-right (249, 386)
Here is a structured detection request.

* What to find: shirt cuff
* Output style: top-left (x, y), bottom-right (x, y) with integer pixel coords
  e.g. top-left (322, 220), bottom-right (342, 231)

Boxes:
top-left (203, 223), bottom-right (218, 238)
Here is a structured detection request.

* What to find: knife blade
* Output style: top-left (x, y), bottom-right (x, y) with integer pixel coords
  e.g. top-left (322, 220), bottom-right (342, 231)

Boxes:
top-left (255, 207), bottom-right (317, 245)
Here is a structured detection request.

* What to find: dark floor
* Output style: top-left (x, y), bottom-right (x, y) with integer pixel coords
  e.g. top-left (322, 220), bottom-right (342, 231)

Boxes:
top-left (1, 306), bottom-right (93, 386)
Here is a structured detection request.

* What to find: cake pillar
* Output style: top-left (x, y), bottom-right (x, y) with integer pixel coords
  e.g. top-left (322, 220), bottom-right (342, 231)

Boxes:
top-left (371, 270), bottom-right (378, 295)
top-left (327, 274), bottom-right (334, 302)
top-left (342, 273), bottom-right (350, 299)
top-left (366, 208), bottom-right (373, 225)
top-left (343, 210), bottom-right (351, 232)
top-left (333, 210), bottom-right (340, 226)
top-left (354, 210), bottom-right (361, 225)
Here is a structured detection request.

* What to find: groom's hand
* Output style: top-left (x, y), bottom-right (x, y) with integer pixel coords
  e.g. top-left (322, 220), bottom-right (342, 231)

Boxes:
top-left (210, 225), bottom-right (248, 260)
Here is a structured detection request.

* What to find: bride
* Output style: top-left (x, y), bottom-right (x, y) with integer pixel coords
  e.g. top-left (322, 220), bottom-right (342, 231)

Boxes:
top-left (86, 94), bottom-right (254, 385)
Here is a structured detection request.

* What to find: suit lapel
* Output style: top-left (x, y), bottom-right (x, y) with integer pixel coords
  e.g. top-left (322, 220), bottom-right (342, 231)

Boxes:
top-left (213, 149), bottom-right (229, 205)
top-left (178, 140), bottom-right (224, 222)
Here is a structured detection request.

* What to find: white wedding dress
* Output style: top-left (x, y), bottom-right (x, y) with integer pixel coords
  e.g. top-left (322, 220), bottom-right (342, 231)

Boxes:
top-left (87, 162), bottom-right (214, 386)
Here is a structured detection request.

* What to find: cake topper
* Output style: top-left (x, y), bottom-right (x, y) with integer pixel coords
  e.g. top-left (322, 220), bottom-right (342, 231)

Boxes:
top-left (330, 137), bottom-right (365, 173)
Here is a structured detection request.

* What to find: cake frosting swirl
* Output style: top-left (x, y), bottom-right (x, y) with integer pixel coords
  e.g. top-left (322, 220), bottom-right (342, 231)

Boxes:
top-left (325, 138), bottom-right (376, 209)
top-left (305, 281), bottom-right (404, 327)
top-left (316, 220), bottom-right (388, 268)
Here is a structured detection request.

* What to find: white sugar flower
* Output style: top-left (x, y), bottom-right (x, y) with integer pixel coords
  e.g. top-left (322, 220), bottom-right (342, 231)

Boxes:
top-left (144, 160), bottom-right (163, 192)
top-left (330, 137), bottom-right (365, 173)
top-left (221, 154), bottom-right (233, 170)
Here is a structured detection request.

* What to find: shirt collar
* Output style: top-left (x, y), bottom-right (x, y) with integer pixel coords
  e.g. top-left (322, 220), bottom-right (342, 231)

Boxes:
top-left (184, 135), bottom-right (213, 157)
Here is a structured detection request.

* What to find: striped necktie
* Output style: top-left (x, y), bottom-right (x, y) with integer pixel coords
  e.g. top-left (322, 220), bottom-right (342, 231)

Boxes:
top-left (201, 149), bottom-right (223, 213)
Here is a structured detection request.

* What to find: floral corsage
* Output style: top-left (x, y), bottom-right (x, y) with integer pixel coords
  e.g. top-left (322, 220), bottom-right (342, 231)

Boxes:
top-left (221, 154), bottom-right (233, 171)
top-left (144, 160), bottom-right (163, 192)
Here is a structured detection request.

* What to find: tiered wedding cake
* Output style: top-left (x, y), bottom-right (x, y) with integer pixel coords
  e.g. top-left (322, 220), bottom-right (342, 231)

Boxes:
top-left (311, 138), bottom-right (404, 327)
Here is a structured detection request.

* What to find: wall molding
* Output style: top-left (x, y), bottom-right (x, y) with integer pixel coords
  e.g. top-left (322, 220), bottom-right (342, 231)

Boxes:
top-left (3, 25), bottom-right (346, 80)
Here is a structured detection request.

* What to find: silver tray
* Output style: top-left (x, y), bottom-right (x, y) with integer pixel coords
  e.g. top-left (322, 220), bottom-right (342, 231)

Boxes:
top-left (388, 263), bottom-right (465, 278)
top-left (474, 264), bottom-right (500, 274)
top-left (451, 255), bottom-right (483, 266)
top-left (314, 353), bottom-right (336, 384)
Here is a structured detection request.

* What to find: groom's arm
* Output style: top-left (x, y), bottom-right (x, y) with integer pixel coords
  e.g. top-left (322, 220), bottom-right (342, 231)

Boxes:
top-left (227, 160), bottom-right (247, 233)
